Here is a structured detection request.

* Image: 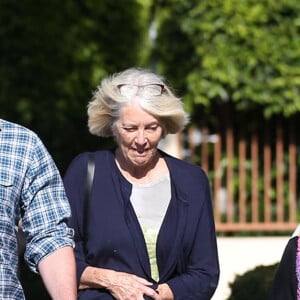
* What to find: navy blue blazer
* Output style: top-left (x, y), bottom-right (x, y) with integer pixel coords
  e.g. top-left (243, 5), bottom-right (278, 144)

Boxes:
top-left (64, 150), bottom-right (219, 300)
top-left (269, 236), bottom-right (298, 299)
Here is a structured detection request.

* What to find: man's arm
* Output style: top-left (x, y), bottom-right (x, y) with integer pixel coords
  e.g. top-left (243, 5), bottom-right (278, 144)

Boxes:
top-left (38, 246), bottom-right (77, 299)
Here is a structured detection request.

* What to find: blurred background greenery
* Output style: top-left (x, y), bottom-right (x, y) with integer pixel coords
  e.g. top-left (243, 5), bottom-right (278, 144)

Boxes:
top-left (1, 0), bottom-right (300, 174)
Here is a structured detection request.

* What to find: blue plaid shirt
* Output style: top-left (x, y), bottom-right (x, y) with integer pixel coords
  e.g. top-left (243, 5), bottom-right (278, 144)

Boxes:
top-left (0, 119), bottom-right (74, 299)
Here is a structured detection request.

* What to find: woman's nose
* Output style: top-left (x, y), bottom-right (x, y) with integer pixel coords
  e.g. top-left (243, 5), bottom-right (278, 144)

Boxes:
top-left (135, 131), bottom-right (147, 145)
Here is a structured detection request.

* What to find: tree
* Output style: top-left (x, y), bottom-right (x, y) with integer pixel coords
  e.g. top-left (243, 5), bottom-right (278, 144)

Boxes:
top-left (153, 0), bottom-right (300, 121)
top-left (0, 0), bottom-right (151, 172)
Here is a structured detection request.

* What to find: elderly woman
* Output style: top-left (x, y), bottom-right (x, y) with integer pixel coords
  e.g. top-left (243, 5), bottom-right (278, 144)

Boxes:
top-left (64, 68), bottom-right (219, 300)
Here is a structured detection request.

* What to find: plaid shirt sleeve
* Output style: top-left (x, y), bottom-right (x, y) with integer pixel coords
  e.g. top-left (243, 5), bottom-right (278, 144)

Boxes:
top-left (0, 119), bottom-right (75, 297)
top-left (20, 130), bottom-right (74, 272)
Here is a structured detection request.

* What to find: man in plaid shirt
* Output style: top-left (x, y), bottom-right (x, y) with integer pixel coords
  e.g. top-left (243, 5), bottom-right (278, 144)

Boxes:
top-left (0, 119), bottom-right (76, 299)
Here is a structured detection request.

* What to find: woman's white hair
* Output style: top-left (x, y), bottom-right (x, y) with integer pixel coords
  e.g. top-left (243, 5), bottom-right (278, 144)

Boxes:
top-left (87, 67), bottom-right (189, 137)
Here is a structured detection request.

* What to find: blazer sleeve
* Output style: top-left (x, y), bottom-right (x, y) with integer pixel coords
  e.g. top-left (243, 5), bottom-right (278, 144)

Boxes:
top-left (63, 152), bottom-right (90, 284)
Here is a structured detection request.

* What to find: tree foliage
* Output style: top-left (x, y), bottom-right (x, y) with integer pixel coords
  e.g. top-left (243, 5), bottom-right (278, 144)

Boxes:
top-left (154, 0), bottom-right (300, 119)
top-left (0, 0), bottom-right (151, 172)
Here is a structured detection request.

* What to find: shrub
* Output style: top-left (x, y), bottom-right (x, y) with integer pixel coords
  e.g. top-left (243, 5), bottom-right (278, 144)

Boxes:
top-left (227, 263), bottom-right (278, 300)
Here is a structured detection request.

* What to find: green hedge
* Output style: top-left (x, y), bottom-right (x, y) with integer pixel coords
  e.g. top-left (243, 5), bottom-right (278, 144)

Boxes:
top-left (227, 263), bottom-right (278, 300)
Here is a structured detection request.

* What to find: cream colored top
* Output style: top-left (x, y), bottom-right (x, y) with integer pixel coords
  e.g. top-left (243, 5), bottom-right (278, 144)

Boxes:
top-left (130, 174), bottom-right (171, 281)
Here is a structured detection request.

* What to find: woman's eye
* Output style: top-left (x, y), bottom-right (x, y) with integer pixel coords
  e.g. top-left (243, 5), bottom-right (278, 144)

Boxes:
top-left (146, 126), bottom-right (158, 132)
top-left (123, 127), bottom-right (136, 132)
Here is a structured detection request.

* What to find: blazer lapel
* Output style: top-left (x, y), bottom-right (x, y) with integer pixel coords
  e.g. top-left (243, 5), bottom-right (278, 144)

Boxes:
top-left (124, 200), bottom-right (152, 276)
top-left (156, 172), bottom-right (189, 281)
top-left (112, 171), bottom-right (152, 277)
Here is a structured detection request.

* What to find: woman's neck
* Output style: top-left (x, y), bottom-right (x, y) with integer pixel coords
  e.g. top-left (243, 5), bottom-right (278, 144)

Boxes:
top-left (115, 149), bottom-right (168, 184)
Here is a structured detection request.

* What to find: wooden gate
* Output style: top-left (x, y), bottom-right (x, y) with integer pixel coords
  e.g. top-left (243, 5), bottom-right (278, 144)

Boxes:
top-left (184, 116), bottom-right (299, 233)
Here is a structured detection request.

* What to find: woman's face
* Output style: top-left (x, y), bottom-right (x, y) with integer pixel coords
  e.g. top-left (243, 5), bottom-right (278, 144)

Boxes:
top-left (114, 103), bottom-right (163, 168)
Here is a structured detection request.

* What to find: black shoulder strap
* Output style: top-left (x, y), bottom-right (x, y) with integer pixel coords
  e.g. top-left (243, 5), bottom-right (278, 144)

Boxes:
top-left (83, 152), bottom-right (95, 255)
